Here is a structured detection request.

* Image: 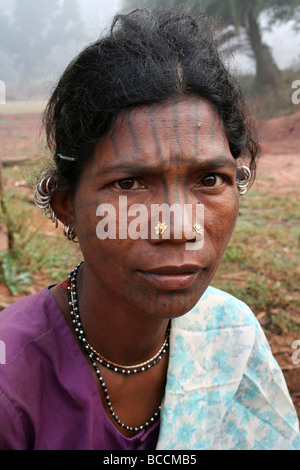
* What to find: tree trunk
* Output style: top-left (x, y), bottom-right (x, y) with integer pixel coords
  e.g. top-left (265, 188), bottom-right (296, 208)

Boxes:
top-left (245, 10), bottom-right (280, 91)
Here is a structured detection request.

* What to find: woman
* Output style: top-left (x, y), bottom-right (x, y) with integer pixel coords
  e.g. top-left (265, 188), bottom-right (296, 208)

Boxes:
top-left (0, 8), bottom-right (299, 450)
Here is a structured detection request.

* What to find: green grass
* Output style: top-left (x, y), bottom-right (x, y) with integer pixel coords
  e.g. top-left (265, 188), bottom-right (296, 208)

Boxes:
top-left (0, 172), bottom-right (81, 296)
top-left (212, 190), bottom-right (300, 332)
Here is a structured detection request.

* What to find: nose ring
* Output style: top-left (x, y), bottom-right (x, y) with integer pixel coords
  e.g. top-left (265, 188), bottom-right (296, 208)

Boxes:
top-left (193, 224), bottom-right (203, 235)
top-left (155, 221), bottom-right (168, 235)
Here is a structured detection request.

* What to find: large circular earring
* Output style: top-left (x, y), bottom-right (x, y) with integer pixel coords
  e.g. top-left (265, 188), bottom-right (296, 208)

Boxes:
top-left (34, 177), bottom-right (58, 228)
top-left (236, 166), bottom-right (251, 195)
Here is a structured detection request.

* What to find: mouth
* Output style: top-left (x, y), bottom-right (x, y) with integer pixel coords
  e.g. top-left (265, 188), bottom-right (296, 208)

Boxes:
top-left (137, 265), bottom-right (201, 290)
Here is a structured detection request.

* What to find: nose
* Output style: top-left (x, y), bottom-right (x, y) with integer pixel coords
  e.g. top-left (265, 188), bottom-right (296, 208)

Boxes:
top-left (148, 202), bottom-right (204, 245)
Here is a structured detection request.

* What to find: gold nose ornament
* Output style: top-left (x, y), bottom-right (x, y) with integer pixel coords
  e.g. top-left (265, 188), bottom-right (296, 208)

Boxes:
top-left (155, 222), bottom-right (168, 235)
top-left (193, 224), bottom-right (203, 235)
top-left (155, 221), bottom-right (203, 237)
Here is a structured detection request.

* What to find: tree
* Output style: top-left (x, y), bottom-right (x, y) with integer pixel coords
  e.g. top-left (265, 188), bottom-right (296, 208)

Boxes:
top-left (122, 0), bottom-right (300, 91)
top-left (202, 0), bottom-right (300, 90)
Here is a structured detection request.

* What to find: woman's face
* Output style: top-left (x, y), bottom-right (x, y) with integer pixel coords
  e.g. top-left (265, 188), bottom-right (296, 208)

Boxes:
top-left (72, 96), bottom-right (239, 320)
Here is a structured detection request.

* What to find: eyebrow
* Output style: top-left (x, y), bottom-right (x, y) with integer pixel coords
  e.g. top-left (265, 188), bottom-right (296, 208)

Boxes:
top-left (98, 162), bottom-right (161, 177)
top-left (98, 155), bottom-right (237, 177)
top-left (188, 155), bottom-right (237, 172)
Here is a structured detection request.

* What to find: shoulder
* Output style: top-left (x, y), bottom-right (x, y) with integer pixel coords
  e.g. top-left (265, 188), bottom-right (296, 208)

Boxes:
top-left (0, 288), bottom-right (61, 365)
top-left (171, 285), bottom-right (273, 380)
top-left (168, 286), bottom-right (261, 396)
top-left (160, 287), bottom-right (300, 450)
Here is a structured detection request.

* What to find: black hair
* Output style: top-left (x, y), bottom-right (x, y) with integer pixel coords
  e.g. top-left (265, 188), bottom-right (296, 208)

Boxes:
top-left (43, 6), bottom-right (259, 194)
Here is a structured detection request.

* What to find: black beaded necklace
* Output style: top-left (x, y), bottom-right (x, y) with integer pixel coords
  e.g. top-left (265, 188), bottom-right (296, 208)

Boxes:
top-left (67, 262), bottom-right (171, 432)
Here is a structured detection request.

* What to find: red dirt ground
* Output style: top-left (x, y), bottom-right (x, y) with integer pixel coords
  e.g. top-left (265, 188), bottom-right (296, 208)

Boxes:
top-left (0, 109), bottom-right (300, 420)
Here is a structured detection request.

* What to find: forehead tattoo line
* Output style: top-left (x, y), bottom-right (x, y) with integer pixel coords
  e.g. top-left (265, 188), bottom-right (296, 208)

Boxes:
top-left (209, 107), bottom-right (228, 152)
top-left (171, 100), bottom-right (188, 203)
top-left (90, 101), bottom-right (234, 182)
top-left (125, 108), bottom-right (141, 153)
top-left (109, 132), bottom-right (119, 160)
top-left (171, 99), bottom-right (181, 159)
top-left (148, 105), bottom-right (163, 163)
top-left (148, 104), bottom-right (170, 201)
top-left (193, 96), bottom-right (200, 161)
top-left (193, 98), bottom-right (229, 155)
top-left (90, 153), bottom-right (235, 182)
top-left (209, 112), bottom-right (216, 146)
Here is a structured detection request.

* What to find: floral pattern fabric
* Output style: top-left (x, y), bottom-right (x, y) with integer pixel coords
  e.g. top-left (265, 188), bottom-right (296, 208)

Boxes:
top-left (157, 287), bottom-right (300, 450)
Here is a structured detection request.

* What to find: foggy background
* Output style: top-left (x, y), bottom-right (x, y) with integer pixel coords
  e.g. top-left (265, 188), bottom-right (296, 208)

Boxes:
top-left (0, 0), bottom-right (299, 100)
top-left (0, 0), bottom-right (124, 99)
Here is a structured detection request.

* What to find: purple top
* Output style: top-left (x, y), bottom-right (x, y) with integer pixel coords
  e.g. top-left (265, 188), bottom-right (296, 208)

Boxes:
top-left (0, 288), bottom-right (160, 450)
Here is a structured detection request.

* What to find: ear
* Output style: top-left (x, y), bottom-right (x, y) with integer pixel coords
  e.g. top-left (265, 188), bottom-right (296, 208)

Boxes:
top-left (51, 191), bottom-right (75, 228)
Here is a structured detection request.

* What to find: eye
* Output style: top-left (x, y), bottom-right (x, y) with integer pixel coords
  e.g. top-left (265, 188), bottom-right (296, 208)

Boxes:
top-left (113, 178), bottom-right (141, 190)
top-left (199, 174), bottom-right (224, 187)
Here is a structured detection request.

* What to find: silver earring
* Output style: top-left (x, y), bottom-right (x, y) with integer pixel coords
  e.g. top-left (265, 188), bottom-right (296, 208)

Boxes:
top-left (34, 177), bottom-right (58, 227)
top-left (236, 166), bottom-right (251, 195)
top-left (63, 223), bottom-right (79, 243)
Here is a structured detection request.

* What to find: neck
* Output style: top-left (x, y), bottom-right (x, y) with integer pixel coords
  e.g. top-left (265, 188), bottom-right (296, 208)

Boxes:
top-left (74, 262), bottom-right (170, 367)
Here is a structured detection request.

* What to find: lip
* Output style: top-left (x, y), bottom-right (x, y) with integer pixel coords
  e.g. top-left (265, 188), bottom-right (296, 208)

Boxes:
top-left (137, 265), bottom-right (201, 290)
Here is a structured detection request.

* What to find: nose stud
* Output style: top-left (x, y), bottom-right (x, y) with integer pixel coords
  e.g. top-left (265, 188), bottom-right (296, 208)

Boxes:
top-left (192, 224), bottom-right (203, 235)
top-left (155, 222), bottom-right (168, 235)
top-left (154, 221), bottom-right (203, 237)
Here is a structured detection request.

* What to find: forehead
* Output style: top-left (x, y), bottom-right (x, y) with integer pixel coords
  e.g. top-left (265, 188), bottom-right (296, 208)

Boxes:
top-left (95, 96), bottom-right (231, 168)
